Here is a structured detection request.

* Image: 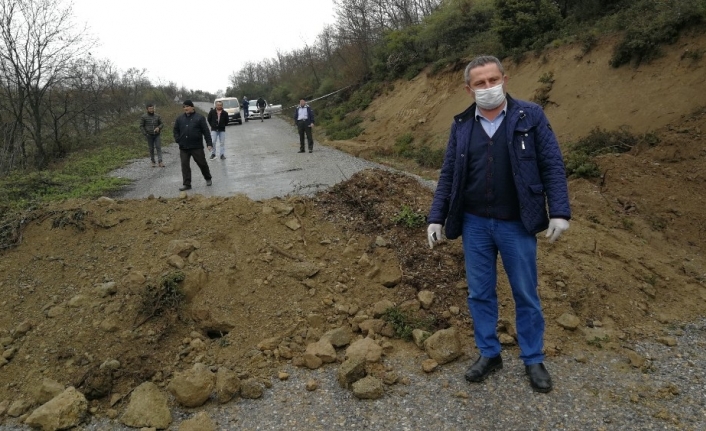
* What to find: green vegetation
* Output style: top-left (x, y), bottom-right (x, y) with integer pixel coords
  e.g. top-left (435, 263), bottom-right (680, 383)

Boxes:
top-left (382, 307), bottom-right (436, 340)
top-left (564, 127), bottom-right (655, 178)
top-left (391, 205), bottom-right (426, 228)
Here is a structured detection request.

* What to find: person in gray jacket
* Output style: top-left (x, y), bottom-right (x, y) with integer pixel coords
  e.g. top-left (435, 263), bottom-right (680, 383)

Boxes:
top-left (139, 104), bottom-right (164, 167)
top-left (173, 100), bottom-right (213, 191)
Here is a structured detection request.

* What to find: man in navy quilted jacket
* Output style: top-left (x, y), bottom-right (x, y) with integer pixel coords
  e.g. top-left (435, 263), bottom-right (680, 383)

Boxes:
top-left (427, 55), bottom-right (571, 393)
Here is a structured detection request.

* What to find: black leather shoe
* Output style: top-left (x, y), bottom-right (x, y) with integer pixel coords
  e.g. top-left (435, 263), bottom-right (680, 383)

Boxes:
top-left (298, 149), bottom-right (305, 153)
top-left (525, 363), bottom-right (552, 393)
top-left (178, 185), bottom-right (191, 191)
top-left (206, 179), bottom-right (212, 186)
top-left (465, 355), bottom-right (503, 382)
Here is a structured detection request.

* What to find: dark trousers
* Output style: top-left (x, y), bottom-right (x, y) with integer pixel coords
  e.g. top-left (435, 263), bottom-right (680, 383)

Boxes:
top-left (146, 134), bottom-right (162, 163)
top-left (179, 147), bottom-right (212, 186)
top-left (297, 120), bottom-right (313, 150)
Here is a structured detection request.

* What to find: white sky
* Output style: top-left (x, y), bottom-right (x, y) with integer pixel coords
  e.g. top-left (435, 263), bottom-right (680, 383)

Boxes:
top-left (70, 0), bottom-right (337, 94)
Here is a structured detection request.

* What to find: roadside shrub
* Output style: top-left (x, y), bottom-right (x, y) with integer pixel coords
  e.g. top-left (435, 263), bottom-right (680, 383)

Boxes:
top-left (564, 126), bottom-right (643, 178)
top-left (610, 0), bottom-right (705, 67)
top-left (394, 133), bottom-right (415, 157)
top-left (415, 144), bottom-right (445, 169)
top-left (493, 0), bottom-right (563, 51)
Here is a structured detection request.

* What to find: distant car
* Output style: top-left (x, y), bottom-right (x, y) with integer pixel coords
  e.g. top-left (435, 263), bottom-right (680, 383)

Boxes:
top-left (213, 97), bottom-right (242, 125)
top-left (248, 100), bottom-right (271, 120)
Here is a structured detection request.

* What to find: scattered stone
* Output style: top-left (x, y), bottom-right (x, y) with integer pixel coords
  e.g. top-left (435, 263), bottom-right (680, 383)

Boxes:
top-left (167, 255), bottom-right (185, 269)
top-left (656, 336), bottom-right (677, 347)
top-left (305, 380), bottom-right (318, 391)
top-left (240, 378), bottom-right (264, 399)
top-left (32, 379), bottom-right (65, 405)
top-left (168, 239), bottom-right (199, 258)
top-left (499, 333), bottom-right (516, 345)
top-left (574, 352), bottom-right (588, 363)
top-left (99, 317), bottom-right (120, 333)
top-left (216, 368), bottom-right (240, 404)
top-left (422, 359), bottom-right (438, 373)
top-left (449, 306), bottom-right (460, 315)
top-left (24, 387), bottom-right (87, 431)
top-left (96, 282), bottom-right (118, 297)
top-left (627, 350), bottom-right (646, 368)
top-left (398, 299), bottom-right (421, 312)
top-left (257, 336), bottom-right (282, 351)
top-left (179, 411), bottom-right (216, 431)
top-left (7, 399), bottom-right (32, 417)
top-left (3, 346), bottom-right (16, 360)
top-left (352, 376), bottom-right (384, 400)
top-left (337, 356), bottom-right (366, 388)
top-left (371, 300), bottom-right (395, 318)
top-left (412, 329), bottom-right (431, 349)
top-left (67, 295), bottom-right (89, 308)
top-left (556, 313), bottom-right (581, 330)
top-left (120, 382), bottom-right (171, 429)
top-left (285, 219), bottom-right (301, 231)
top-left (424, 327), bottom-right (462, 365)
top-left (321, 326), bottom-right (352, 348)
top-left (14, 320), bottom-right (33, 337)
top-left (345, 337), bottom-right (383, 363)
top-left (418, 290), bottom-right (435, 309)
top-left (375, 236), bottom-right (389, 247)
top-left (100, 359), bottom-right (121, 371)
top-left (278, 372), bottom-right (289, 381)
top-left (167, 362), bottom-right (216, 408)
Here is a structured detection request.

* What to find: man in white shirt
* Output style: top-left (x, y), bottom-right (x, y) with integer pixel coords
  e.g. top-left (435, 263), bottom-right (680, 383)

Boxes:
top-left (293, 98), bottom-right (315, 153)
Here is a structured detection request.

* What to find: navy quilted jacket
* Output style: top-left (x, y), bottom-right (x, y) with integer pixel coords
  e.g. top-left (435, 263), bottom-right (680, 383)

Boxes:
top-left (428, 95), bottom-right (571, 239)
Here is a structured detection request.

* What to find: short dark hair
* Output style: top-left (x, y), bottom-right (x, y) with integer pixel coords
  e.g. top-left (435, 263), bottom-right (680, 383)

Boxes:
top-left (464, 55), bottom-right (505, 85)
top-left (146, 103), bottom-right (154, 108)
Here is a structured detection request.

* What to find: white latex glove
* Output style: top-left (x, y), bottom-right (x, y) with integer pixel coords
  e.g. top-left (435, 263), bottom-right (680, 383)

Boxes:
top-left (545, 218), bottom-right (570, 243)
top-left (427, 224), bottom-right (443, 249)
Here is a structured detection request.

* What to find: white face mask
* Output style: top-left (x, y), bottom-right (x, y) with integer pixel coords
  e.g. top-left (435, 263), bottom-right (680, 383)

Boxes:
top-left (472, 82), bottom-right (506, 110)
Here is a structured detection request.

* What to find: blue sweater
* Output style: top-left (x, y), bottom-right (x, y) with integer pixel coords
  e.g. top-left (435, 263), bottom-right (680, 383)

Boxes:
top-left (428, 95), bottom-right (571, 238)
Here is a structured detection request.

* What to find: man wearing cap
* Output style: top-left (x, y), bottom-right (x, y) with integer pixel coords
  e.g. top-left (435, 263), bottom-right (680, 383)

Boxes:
top-left (173, 100), bottom-right (213, 191)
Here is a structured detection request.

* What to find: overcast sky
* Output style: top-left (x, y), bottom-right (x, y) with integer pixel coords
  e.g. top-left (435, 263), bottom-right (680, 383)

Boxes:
top-left (70, 0), bottom-right (336, 94)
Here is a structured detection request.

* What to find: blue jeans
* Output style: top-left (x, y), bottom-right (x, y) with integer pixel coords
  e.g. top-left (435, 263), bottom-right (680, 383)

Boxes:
top-left (461, 213), bottom-right (544, 365)
top-left (210, 131), bottom-right (226, 156)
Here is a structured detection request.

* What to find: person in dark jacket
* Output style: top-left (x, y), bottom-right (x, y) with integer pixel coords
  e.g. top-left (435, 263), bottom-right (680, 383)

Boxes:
top-left (242, 97), bottom-right (250, 121)
top-left (173, 100), bottom-right (213, 191)
top-left (207, 101), bottom-right (228, 160)
top-left (293, 98), bottom-right (315, 153)
top-left (256, 97), bottom-right (266, 122)
top-left (427, 56), bottom-right (571, 394)
top-left (139, 104), bottom-right (165, 167)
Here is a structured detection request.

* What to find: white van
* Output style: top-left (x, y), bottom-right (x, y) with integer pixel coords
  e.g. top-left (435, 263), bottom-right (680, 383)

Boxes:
top-left (213, 97), bottom-right (242, 125)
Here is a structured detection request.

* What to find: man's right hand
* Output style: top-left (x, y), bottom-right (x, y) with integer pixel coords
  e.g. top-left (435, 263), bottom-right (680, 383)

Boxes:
top-left (427, 224), bottom-right (443, 249)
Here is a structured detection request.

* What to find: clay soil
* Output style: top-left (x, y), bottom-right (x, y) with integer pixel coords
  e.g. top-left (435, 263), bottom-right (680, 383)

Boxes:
top-left (1, 33), bottom-right (706, 423)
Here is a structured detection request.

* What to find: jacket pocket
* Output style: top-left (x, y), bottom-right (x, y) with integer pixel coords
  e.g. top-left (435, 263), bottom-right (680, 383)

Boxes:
top-left (514, 126), bottom-right (536, 160)
top-left (529, 183), bottom-right (544, 195)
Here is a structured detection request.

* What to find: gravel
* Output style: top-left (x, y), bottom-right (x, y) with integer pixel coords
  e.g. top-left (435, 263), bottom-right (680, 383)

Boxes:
top-left (3, 320), bottom-right (704, 430)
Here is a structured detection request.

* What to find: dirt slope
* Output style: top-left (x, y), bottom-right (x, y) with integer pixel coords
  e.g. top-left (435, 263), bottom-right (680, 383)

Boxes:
top-left (0, 33), bottom-right (706, 426)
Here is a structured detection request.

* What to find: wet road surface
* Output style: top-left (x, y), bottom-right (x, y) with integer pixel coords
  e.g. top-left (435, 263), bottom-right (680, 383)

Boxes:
top-left (112, 102), bottom-right (383, 200)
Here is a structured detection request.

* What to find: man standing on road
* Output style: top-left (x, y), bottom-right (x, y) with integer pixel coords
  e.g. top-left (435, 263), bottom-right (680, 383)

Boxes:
top-left (139, 103), bottom-right (165, 167)
top-left (173, 100), bottom-right (214, 191)
top-left (256, 97), bottom-right (266, 122)
top-left (207, 101), bottom-right (228, 160)
top-left (294, 98), bottom-right (315, 153)
top-left (427, 55), bottom-right (571, 393)
top-left (242, 97), bottom-right (250, 122)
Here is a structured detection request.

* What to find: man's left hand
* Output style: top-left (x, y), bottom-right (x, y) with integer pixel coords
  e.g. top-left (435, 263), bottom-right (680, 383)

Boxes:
top-left (207, 146), bottom-right (213, 152)
top-left (545, 218), bottom-right (570, 242)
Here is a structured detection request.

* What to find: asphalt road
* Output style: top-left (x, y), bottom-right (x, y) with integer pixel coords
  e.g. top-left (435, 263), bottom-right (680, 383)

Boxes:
top-left (112, 102), bottom-right (382, 200)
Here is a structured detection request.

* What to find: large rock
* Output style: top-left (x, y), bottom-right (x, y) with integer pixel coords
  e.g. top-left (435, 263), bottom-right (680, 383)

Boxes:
top-left (424, 327), bottom-right (462, 365)
top-left (304, 339), bottom-right (337, 364)
top-left (321, 326), bottom-right (352, 348)
top-left (216, 368), bottom-right (241, 404)
top-left (351, 376), bottom-right (384, 399)
top-left (556, 313), bottom-right (581, 330)
top-left (179, 411), bottom-right (216, 431)
top-left (418, 290), bottom-right (435, 309)
top-left (371, 300), bottom-right (395, 318)
top-left (240, 378), bottom-right (263, 399)
top-left (120, 382), bottom-right (171, 429)
top-left (345, 337), bottom-right (383, 363)
top-left (167, 363), bottom-right (215, 408)
top-left (24, 387), bottom-right (87, 431)
top-left (337, 356), bottom-right (366, 388)
top-left (168, 239), bottom-right (199, 258)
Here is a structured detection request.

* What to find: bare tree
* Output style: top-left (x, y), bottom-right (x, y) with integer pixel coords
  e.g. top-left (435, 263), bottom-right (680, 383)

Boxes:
top-left (0, 0), bottom-right (90, 168)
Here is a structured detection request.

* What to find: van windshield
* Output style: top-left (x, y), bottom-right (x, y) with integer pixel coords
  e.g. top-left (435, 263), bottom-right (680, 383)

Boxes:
top-left (219, 100), bottom-right (239, 109)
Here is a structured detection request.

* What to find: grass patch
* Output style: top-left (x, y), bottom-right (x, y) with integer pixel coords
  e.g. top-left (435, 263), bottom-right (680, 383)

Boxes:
top-left (391, 205), bottom-right (426, 228)
top-left (136, 271), bottom-right (186, 328)
top-left (382, 307), bottom-right (436, 340)
top-left (564, 126), bottom-right (646, 178)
